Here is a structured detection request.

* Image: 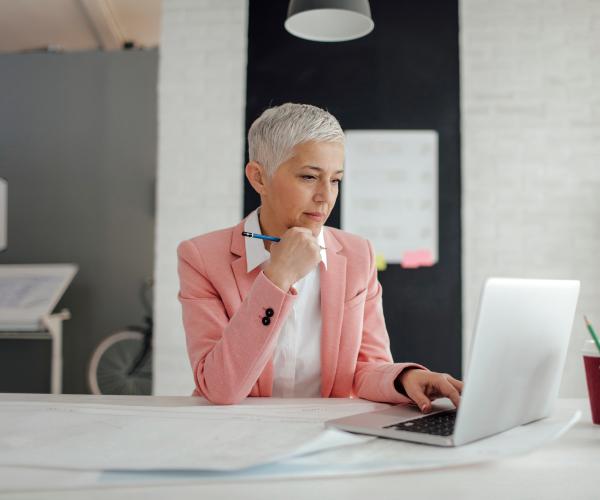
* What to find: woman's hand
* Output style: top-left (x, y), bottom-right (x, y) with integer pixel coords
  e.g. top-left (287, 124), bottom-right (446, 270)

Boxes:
top-left (398, 369), bottom-right (463, 413)
top-left (263, 227), bottom-right (322, 292)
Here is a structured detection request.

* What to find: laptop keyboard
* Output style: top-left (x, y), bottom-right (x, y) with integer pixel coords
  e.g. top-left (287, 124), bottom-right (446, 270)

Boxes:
top-left (384, 410), bottom-right (457, 437)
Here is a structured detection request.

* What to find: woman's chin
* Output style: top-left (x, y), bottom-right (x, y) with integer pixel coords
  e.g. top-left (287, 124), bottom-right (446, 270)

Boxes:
top-left (292, 214), bottom-right (326, 235)
top-left (294, 221), bottom-right (321, 236)
top-left (307, 222), bottom-right (324, 237)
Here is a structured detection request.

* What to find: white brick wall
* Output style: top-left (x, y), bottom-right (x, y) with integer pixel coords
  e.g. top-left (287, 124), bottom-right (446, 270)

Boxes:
top-left (460, 0), bottom-right (600, 396)
top-left (154, 0), bottom-right (248, 394)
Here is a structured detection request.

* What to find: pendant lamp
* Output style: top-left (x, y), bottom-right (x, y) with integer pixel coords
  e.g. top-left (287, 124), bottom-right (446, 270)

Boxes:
top-left (285, 0), bottom-right (374, 42)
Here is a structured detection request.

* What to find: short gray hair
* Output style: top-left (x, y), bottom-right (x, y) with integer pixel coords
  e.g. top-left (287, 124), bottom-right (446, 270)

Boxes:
top-left (248, 103), bottom-right (345, 177)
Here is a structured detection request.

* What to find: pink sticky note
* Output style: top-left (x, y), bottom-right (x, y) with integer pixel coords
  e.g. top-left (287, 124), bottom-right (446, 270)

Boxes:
top-left (401, 249), bottom-right (435, 269)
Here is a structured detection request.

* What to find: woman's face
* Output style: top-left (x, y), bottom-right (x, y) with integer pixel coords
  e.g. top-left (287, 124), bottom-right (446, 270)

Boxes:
top-left (261, 140), bottom-right (345, 237)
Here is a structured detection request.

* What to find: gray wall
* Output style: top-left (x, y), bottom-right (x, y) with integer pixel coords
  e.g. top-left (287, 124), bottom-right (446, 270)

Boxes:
top-left (0, 50), bottom-right (157, 394)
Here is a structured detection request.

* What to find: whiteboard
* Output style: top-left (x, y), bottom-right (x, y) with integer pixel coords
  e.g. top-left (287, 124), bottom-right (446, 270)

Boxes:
top-left (342, 130), bottom-right (438, 268)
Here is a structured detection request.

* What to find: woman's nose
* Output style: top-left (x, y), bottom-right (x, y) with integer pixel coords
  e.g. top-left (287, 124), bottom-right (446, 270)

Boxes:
top-left (314, 182), bottom-right (335, 202)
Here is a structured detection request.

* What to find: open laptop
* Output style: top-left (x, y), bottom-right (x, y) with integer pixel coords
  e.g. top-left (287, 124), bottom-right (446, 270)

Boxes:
top-left (327, 278), bottom-right (580, 446)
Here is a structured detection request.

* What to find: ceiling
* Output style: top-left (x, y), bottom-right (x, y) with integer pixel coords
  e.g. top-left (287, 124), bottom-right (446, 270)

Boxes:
top-left (0, 0), bottom-right (161, 53)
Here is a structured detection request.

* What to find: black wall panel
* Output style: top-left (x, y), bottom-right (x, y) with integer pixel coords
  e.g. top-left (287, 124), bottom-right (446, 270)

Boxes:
top-left (244, 1), bottom-right (461, 376)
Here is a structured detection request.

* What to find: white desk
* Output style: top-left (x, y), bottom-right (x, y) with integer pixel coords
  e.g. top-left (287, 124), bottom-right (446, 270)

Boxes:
top-left (0, 394), bottom-right (597, 500)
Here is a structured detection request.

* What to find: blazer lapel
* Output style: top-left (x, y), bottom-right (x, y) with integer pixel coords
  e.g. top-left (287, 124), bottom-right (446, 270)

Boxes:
top-left (229, 218), bottom-right (274, 395)
top-left (320, 229), bottom-right (346, 397)
top-left (230, 219), bottom-right (259, 304)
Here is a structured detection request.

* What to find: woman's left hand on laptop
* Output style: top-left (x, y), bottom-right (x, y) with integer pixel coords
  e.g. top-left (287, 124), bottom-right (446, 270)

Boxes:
top-left (398, 369), bottom-right (463, 414)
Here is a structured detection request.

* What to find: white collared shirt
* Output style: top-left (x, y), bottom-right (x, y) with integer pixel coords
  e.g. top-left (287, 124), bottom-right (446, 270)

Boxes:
top-left (244, 207), bottom-right (326, 397)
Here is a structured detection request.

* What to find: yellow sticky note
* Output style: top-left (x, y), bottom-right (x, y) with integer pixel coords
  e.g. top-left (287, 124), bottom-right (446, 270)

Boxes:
top-left (376, 254), bottom-right (387, 271)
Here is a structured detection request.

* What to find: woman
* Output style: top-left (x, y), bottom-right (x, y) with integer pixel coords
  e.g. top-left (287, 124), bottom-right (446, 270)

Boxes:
top-left (177, 103), bottom-right (463, 410)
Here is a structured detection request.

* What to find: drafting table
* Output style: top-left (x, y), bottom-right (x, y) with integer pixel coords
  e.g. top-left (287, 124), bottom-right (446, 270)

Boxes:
top-left (0, 264), bottom-right (77, 393)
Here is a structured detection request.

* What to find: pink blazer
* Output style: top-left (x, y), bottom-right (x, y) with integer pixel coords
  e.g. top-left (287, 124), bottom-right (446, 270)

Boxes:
top-left (177, 217), bottom-right (424, 405)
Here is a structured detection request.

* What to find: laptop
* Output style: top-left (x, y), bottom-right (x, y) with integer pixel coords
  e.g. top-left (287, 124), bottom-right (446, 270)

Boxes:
top-left (326, 278), bottom-right (580, 446)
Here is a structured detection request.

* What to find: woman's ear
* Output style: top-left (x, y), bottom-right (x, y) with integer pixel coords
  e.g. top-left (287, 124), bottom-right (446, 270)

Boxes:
top-left (245, 161), bottom-right (268, 196)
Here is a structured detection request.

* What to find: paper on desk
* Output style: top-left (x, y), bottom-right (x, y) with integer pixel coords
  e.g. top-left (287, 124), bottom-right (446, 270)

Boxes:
top-left (0, 466), bottom-right (101, 493)
top-left (0, 405), bottom-right (581, 492)
top-left (96, 407), bottom-right (582, 486)
top-left (0, 401), bottom-right (379, 472)
top-left (268, 407), bottom-right (582, 476)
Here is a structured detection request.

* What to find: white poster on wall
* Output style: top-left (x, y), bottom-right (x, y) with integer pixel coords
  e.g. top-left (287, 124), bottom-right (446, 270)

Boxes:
top-left (342, 130), bottom-right (438, 269)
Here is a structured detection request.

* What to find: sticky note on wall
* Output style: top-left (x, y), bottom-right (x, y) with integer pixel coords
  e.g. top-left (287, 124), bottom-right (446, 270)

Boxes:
top-left (401, 249), bottom-right (435, 269)
top-left (376, 254), bottom-right (387, 271)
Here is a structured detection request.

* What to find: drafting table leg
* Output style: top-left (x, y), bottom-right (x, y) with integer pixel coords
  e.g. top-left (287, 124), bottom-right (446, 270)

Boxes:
top-left (42, 310), bottom-right (71, 395)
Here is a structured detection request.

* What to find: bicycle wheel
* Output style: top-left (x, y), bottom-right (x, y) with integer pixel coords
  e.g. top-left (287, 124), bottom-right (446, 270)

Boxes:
top-left (88, 330), bottom-right (152, 395)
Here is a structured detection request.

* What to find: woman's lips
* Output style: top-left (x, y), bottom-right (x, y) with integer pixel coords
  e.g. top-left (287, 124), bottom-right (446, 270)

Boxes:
top-left (304, 212), bottom-right (325, 222)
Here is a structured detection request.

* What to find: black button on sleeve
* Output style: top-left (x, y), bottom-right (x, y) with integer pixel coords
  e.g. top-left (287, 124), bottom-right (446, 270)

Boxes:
top-left (262, 316), bottom-right (271, 326)
top-left (265, 308), bottom-right (274, 317)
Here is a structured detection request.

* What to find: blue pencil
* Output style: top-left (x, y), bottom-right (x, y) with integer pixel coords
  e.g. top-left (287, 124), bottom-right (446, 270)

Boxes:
top-left (242, 231), bottom-right (327, 250)
top-left (242, 231), bottom-right (281, 242)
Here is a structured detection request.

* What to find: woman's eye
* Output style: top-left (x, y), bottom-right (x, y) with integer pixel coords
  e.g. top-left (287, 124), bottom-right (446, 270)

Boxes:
top-left (300, 175), bottom-right (341, 184)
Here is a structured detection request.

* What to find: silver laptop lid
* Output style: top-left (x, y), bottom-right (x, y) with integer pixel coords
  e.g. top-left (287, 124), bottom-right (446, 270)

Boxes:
top-left (453, 278), bottom-right (579, 446)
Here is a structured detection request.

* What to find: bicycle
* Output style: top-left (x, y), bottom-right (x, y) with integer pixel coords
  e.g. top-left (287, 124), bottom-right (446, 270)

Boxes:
top-left (87, 277), bottom-right (153, 395)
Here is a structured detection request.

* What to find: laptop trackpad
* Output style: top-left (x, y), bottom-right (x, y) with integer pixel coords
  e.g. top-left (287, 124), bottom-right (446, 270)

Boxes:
top-left (385, 398), bottom-right (454, 415)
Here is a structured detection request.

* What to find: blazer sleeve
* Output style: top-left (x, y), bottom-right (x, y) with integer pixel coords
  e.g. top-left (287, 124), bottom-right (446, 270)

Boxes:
top-left (352, 239), bottom-right (428, 404)
top-left (177, 239), bottom-right (297, 404)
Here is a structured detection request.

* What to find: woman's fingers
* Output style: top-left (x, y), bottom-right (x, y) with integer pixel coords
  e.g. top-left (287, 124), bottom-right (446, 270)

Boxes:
top-left (440, 380), bottom-right (461, 409)
top-left (410, 390), bottom-right (433, 414)
top-left (403, 371), bottom-right (465, 413)
top-left (446, 375), bottom-right (464, 394)
top-left (425, 377), bottom-right (461, 409)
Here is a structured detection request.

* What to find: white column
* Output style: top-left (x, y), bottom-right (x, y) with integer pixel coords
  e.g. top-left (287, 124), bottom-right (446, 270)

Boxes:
top-left (154, 0), bottom-right (248, 395)
top-left (460, 0), bottom-right (600, 396)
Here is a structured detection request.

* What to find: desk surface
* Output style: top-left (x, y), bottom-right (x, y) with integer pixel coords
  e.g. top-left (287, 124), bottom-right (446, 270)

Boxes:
top-left (0, 394), bottom-right (598, 500)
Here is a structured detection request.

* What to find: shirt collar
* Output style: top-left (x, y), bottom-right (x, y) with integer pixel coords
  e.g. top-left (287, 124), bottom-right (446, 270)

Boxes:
top-left (244, 207), bottom-right (328, 273)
